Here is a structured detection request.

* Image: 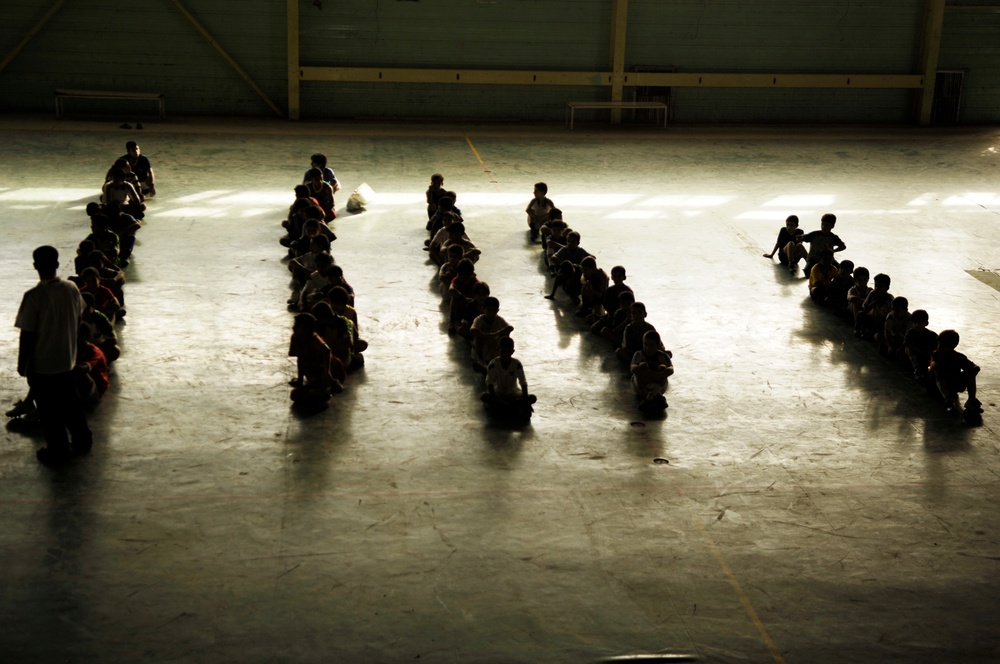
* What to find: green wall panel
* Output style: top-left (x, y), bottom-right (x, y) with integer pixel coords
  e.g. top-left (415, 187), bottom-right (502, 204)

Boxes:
top-left (1, 0), bottom-right (997, 123)
top-left (939, 9), bottom-right (1000, 124)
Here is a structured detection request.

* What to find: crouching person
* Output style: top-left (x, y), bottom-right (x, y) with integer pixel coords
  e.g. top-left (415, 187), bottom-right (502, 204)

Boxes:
top-left (630, 330), bottom-right (673, 414)
top-left (482, 337), bottom-right (536, 421)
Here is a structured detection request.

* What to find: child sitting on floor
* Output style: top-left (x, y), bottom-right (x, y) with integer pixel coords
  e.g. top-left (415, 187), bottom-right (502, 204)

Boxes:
top-left (808, 249), bottom-right (840, 305)
top-left (288, 313), bottom-right (344, 408)
top-left (883, 296), bottom-right (913, 359)
top-left (471, 296), bottom-right (514, 374)
top-left (526, 182), bottom-right (554, 242)
top-left (763, 215), bottom-right (799, 265)
top-left (482, 336), bottom-right (536, 419)
top-left (860, 273), bottom-right (893, 340)
top-left (847, 266), bottom-right (872, 334)
top-left (782, 228), bottom-right (808, 274)
top-left (616, 301), bottom-right (656, 362)
top-left (79, 267), bottom-right (125, 323)
top-left (630, 329), bottom-right (673, 413)
top-left (426, 173), bottom-right (446, 220)
top-left (930, 329), bottom-right (982, 418)
top-left (904, 309), bottom-right (938, 381)
top-left (578, 256), bottom-right (609, 318)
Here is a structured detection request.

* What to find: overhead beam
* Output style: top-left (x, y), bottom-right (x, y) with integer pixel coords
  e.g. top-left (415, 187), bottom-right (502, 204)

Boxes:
top-left (287, 0), bottom-right (300, 120)
top-left (299, 67), bottom-right (924, 90)
top-left (608, 0), bottom-right (630, 123)
top-left (0, 0), bottom-right (66, 75)
top-left (168, 0), bottom-right (284, 118)
top-left (917, 0), bottom-right (947, 126)
top-left (300, 67), bottom-right (610, 86)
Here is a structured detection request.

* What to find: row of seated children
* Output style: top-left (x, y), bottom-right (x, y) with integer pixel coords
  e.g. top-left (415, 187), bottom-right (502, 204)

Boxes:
top-left (765, 216), bottom-right (983, 424)
top-left (424, 174), bottom-right (536, 421)
top-left (101, 140), bottom-right (155, 220)
top-left (282, 156), bottom-right (368, 410)
top-left (525, 182), bottom-right (674, 415)
top-left (6, 145), bottom-right (149, 421)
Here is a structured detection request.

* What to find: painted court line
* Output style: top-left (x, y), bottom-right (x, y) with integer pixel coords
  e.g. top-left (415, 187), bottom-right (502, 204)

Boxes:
top-left (465, 136), bottom-right (500, 189)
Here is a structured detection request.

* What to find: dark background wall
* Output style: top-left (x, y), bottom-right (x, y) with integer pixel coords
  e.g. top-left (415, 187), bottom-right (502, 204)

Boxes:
top-left (1, 0), bottom-right (997, 123)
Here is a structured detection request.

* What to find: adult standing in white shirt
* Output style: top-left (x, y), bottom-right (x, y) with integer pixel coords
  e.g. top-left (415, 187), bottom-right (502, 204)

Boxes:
top-left (15, 246), bottom-right (91, 466)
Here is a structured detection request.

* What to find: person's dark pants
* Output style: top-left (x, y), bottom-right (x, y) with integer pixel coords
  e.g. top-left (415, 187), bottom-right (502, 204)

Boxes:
top-left (28, 372), bottom-right (92, 454)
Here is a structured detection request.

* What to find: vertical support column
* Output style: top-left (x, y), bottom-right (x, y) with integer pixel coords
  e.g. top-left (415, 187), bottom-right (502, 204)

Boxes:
top-left (609, 0), bottom-right (629, 124)
top-left (917, 0), bottom-right (946, 126)
top-left (288, 0), bottom-right (301, 120)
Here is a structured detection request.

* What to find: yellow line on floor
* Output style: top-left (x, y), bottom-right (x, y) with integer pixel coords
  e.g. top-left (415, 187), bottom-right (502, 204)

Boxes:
top-left (672, 479), bottom-right (786, 664)
top-left (464, 135), bottom-right (499, 188)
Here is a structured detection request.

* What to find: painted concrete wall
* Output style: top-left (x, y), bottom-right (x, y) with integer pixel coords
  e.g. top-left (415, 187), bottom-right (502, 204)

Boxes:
top-left (0, 0), bottom-right (996, 123)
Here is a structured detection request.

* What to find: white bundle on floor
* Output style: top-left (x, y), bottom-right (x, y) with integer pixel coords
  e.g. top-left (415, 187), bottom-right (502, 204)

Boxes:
top-left (346, 182), bottom-right (375, 213)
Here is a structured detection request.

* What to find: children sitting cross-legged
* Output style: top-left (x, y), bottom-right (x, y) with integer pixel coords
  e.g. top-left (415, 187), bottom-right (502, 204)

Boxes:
top-left (296, 251), bottom-right (338, 312)
top-left (847, 266), bottom-right (873, 334)
top-left (550, 231), bottom-right (590, 271)
top-left (883, 296), bottom-right (913, 359)
top-left (930, 329), bottom-right (982, 420)
top-left (442, 221), bottom-right (481, 264)
top-left (482, 336), bottom-right (536, 421)
top-left (456, 282), bottom-right (491, 340)
top-left (860, 273), bottom-right (893, 340)
top-left (542, 218), bottom-right (569, 272)
top-left (545, 260), bottom-right (583, 302)
top-left (526, 182), bottom-right (554, 242)
top-left (470, 296), bottom-right (514, 374)
top-left (328, 286), bottom-right (368, 363)
top-left (630, 330), bottom-right (674, 414)
top-left (904, 309), bottom-right (938, 381)
top-left (447, 259), bottom-right (479, 336)
top-left (79, 267), bottom-right (125, 323)
top-left (288, 313), bottom-right (344, 409)
top-left (437, 244), bottom-right (465, 299)
top-left (578, 256), bottom-right (609, 318)
top-left (595, 289), bottom-right (636, 343)
top-left (74, 328), bottom-right (109, 406)
top-left (80, 292), bottom-right (121, 363)
top-left (312, 301), bottom-right (356, 373)
top-left (826, 259), bottom-right (855, 318)
top-left (304, 168), bottom-right (336, 222)
top-left (808, 249), bottom-right (839, 305)
top-left (426, 173), bottom-right (446, 221)
top-left (288, 234), bottom-right (332, 305)
top-left (615, 301), bottom-right (656, 362)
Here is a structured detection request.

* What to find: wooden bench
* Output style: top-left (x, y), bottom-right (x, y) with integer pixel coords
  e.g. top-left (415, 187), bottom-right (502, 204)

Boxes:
top-left (55, 89), bottom-right (165, 120)
top-left (566, 101), bottom-right (668, 130)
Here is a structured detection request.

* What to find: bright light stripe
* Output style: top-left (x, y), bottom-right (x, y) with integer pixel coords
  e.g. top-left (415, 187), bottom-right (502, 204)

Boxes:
top-left (763, 194), bottom-right (835, 207)
top-left (605, 210), bottom-right (662, 219)
top-left (212, 192), bottom-right (291, 206)
top-left (0, 188), bottom-right (95, 202)
top-left (156, 207), bottom-right (229, 218)
top-left (173, 190), bottom-right (233, 203)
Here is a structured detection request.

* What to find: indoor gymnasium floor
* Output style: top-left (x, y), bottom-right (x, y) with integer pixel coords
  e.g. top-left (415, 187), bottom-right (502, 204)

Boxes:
top-left (0, 115), bottom-right (998, 663)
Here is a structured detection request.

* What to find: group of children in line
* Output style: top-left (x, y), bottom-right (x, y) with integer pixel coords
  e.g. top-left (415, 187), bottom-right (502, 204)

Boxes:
top-left (765, 214), bottom-right (983, 424)
top-left (280, 154), bottom-right (368, 410)
top-left (6, 141), bottom-right (151, 422)
top-left (527, 182), bottom-right (674, 415)
top-left (425, 174), bottom-right (536, 421)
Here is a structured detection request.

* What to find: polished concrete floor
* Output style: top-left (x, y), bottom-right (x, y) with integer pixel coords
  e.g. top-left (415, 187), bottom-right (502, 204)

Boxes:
top-left (0, 116), bottom-right (998, 663)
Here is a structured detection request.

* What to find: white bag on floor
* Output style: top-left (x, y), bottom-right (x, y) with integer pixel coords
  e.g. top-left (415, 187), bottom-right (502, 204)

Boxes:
top-left (346, 183), bottom-right (375, 213)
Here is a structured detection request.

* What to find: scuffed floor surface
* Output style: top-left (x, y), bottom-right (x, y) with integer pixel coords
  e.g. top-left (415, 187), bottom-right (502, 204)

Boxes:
top-left (0, 116), bottom-right (998, 663)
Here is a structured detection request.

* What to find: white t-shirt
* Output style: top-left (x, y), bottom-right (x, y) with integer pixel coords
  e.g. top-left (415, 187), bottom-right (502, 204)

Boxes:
top-left (471, 313), bottom-right (509, 362)
top-left (486, 357), bottom-right (526, 398)
top-left (15, 277), bottom-right (84, 374)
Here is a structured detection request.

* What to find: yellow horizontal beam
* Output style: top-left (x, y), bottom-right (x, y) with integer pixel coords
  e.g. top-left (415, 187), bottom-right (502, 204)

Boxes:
top-left (631, 72), bottom-right (925, 89)
top-left (300, 67), bottom-right (924, 89)
top-left (300, 67), bottom-right (609, 86)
